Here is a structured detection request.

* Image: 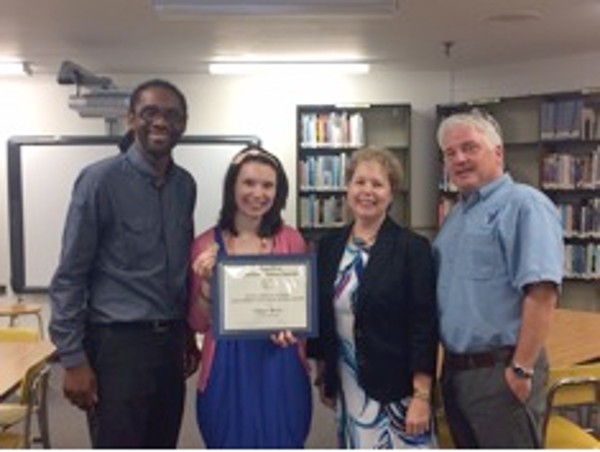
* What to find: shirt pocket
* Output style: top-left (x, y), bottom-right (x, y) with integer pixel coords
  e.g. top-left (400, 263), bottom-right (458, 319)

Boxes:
top-left (119, 217), bottom-right (160, 267)
top-left (464, 231), bottom-right (496, 280)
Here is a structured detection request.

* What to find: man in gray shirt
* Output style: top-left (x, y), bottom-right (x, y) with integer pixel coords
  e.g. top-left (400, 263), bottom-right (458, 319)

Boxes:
top-left (50, 79), bottom-right (197, 448)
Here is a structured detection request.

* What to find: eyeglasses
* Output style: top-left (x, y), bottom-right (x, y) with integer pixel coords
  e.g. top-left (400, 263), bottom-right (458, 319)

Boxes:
top-left (136, 106), bottom-right (185, 126)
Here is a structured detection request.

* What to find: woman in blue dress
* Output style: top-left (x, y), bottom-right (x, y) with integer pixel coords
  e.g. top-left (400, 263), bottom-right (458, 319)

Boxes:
top-left (188, 146), bottom-right (312, 448)
top-left (308, 147), bottom-right (438, 448)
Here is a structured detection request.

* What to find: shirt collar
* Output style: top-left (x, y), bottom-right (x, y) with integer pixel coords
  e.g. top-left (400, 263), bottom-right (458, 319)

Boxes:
top-left (125, 142), bottom-right (173, 183)
top-left (461, 173), bottom-right (512, 207)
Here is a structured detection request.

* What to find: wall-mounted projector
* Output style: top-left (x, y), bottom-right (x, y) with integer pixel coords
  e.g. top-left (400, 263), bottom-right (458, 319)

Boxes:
top-left (68, 89), bottom-right (130, 119)
top-left (57, 60), bottom-right (130, 120)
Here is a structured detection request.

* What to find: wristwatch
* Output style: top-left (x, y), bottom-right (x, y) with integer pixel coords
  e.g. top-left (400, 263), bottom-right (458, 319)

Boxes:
top-left (511, 362), bottom-right (534, 379)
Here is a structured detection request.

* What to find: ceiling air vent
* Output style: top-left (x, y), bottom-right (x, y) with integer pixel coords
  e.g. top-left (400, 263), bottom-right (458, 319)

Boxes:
top-left (152, 0), bottom-right (399, 16)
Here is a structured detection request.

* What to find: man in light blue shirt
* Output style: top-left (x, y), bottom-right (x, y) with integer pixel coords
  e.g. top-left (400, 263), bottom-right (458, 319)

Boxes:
top-left (433, 110), bottom-right (563, 448)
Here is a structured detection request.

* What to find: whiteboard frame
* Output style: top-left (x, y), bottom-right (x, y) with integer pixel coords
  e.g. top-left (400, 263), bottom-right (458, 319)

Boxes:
top-left (7, 134), bottom-right (261, 293)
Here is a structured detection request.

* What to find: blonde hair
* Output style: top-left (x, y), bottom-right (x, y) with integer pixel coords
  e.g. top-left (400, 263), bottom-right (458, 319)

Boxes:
top-left (346, 146), bottom-right (404, 196)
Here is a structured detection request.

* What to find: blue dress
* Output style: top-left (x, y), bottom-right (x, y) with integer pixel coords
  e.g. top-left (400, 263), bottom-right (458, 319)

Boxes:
top-left (195, 230), bottom-right (312, 448)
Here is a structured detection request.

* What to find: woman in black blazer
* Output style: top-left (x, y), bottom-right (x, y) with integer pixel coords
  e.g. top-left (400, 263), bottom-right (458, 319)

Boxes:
top-left (308, 147), bottom-right (438, 448)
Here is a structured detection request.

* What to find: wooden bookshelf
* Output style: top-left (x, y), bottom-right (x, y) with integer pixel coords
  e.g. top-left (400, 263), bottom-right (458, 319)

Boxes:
top-left (296, 104), bottom-right (411, 242)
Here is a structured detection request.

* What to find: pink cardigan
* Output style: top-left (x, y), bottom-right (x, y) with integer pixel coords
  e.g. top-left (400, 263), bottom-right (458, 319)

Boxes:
top-left (188, 225), bottom-right (310, 391)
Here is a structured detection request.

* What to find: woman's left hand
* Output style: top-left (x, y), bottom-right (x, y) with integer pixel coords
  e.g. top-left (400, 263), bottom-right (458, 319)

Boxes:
top-left (405, 397), bottom-right (431, 437)
top-left (270, 330), bottom-right (298, 347)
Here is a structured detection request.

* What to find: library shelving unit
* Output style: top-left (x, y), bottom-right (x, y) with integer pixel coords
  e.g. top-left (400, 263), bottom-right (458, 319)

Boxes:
top-left (296, 103), bottom-right (411, 243)
top-left (437, 91), bottom-right (600, 310)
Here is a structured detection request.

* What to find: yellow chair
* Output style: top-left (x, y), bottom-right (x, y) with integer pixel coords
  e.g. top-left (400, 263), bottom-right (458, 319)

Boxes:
top-left (432, 383), bottom-right (455, 448)
top-left (0, 328), bottom-right (49, 448)
top-left (0, 302), bottom-right (44, 339)
top-left (543, 364), bottom-right (600, 449)
top-left (0, 362), bottom-right (51, 449)
top-left (0, 327), bottom-right (40, 343)
top-left (0, 327), bottom-right (41, 401)
top-left (435, 409), bottom-right (455, 449)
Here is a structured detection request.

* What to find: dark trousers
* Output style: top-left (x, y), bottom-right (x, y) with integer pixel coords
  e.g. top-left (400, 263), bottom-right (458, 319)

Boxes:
top-left (441, 350), bottom-right (548, 448)
top-left (85, 321), bottom-right (186, 448)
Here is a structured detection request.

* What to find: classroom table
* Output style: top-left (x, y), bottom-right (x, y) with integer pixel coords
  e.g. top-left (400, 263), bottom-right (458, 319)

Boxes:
top-left (546, 308), bottom-right (600, 368)
top-left (0, 340), bottom-right (55, 399)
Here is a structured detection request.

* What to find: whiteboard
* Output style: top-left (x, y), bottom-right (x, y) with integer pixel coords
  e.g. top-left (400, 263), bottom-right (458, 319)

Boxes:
top-left (9, 136), bottom-right (258, 292)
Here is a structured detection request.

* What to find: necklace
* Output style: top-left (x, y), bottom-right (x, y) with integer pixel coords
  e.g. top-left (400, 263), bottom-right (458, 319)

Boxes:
top-left (226, 233), bottom-right (272, 255)
top-left (350, 230), bottom-right (377, 249)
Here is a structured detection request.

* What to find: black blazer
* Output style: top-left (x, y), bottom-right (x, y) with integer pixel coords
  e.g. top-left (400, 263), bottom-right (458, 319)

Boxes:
top-left (308, 217), bottom-right (438, 403)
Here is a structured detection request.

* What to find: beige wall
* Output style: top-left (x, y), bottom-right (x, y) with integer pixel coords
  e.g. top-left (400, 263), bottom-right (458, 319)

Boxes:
top-left (2, 51), bottom-right (599, 310)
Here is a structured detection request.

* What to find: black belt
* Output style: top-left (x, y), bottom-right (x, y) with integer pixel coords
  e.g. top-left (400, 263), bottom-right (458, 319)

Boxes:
top-left (91, 320), bottom-right (183, 333)
top-left (445, 346), bottom-right (514, 371)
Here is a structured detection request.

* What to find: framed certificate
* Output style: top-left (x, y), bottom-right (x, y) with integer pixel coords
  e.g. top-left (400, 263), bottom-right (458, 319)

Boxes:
top-left (212, 253), bottom-right (317, 339)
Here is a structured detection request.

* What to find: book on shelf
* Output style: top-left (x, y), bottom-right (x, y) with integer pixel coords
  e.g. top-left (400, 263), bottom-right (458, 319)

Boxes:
top-left (540, 100), bottom-right (556, 140)
top-left (581, 106), bottom-right (596, 140)
top-left (568, 99), bottom-right (584, 139)
top-left (540, 98), bottom-right (585, 141)
top-left (300, 111), bottom-right (365, 148)
top-left (559, 198), bottom-right (600, 238)
top-left (299, 154), bottom-right (348, 190)
top-left (299, 194), bottom-right (347, 228)
top-left (541, 149), bottom-right (600, 190)
top-left (564, 243), bottom-right (600, 280)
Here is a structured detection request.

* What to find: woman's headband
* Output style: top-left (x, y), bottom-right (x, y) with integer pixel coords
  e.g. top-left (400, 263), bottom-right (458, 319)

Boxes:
top-left (231, 147), bottom-right (280, 167)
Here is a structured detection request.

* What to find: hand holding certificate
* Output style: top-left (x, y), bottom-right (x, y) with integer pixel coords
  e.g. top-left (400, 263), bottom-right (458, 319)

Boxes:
top-left (192, 243), bottom-right (220, 280)
top-left (212, 254), bottom-right (317, 339)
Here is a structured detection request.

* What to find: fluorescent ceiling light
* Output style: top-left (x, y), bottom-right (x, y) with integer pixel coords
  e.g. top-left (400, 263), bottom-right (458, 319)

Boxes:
top-left (0, 61), bottom-right (31, 76)
top-left (209, 62), bottom-right (370, 75)
top-left (153, 0), bottom-right (398, 16)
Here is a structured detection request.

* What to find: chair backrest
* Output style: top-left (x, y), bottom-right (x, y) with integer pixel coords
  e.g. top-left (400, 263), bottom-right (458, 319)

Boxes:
top-left (19, 363), bottom-right (51, 448)
top-left (0, 327), bottom-right (40, 342)
top-left (432, 380), bottom-right (455, 448)
top-left (19, 361), bottom-right (49, 405)
top-left (542, 364), bottom-right (600, 446)
top-left (546, 364), bottom-right (600, 407)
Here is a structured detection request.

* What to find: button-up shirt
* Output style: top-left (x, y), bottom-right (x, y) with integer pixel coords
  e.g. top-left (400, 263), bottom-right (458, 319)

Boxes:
top-left (433, 174), bottom-right (563, 353)
top-left (49, 144), bottom-right (196, 367)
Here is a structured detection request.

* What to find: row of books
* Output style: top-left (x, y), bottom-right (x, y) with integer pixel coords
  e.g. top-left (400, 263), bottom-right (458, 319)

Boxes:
top-left (300, 112), bottom-right (365, 148)
top-left (540, 98), bottom-right (600, 141)
top-left (558, 199), bottom-right (600, 238)
top-left (541, 150), bottom-right (600, 189)
top-left (540, 99), bottom-right (588, 140)
top-left (564, 243), bottom-right (600, 280)
top-left (299, 154), bottom-right (348, 190)
top-left (299, 194), bottom-right (348, 228)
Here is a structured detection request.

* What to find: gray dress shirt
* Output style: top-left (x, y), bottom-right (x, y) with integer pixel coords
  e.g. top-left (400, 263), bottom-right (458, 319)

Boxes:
top-left (49, 144), bottom-right (196, 368)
